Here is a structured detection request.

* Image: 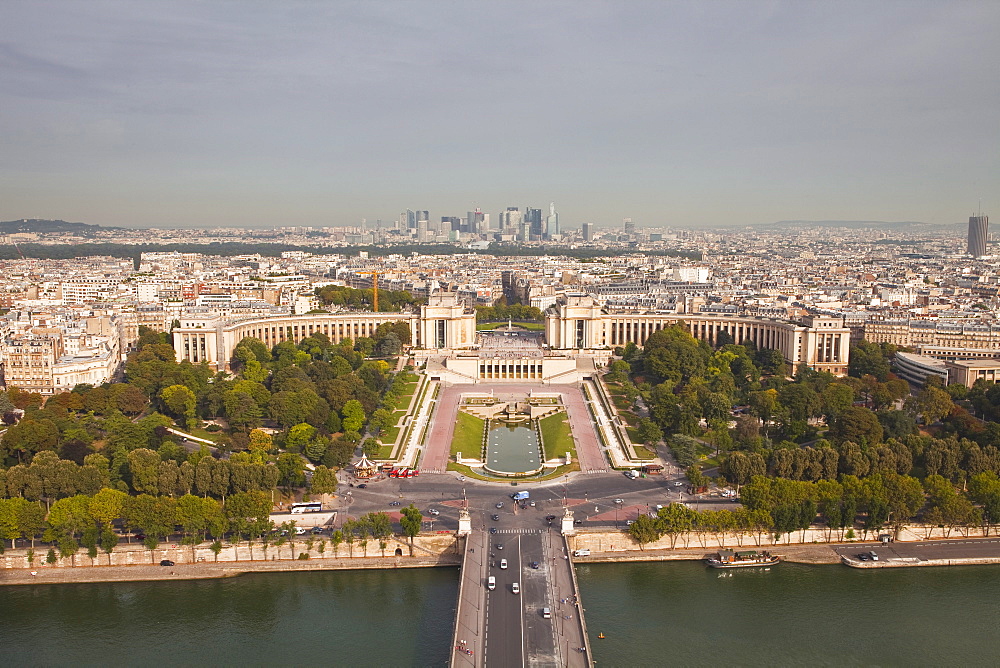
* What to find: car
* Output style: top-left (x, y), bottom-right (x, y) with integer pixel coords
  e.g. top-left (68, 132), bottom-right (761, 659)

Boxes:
top-left (489, 527), bottom-right (498, 534)
top-left (499, 559), bottom-right (508, 570)
top-left (529, 501), bottom-right (536, 507)
top-left (159, 559), bottom-right (175, 567)
top-left (530, 561), bottom-right (539, 569)
top-left (626, 520), bottom-right (634, 526)
top-left (614, 498), bottom-right (624, 504)
top-left (389, 501), bottom-right (401, 506)
top-left (511, 582), bottom-right (520, 594)
top-left (573, 549), bottom-right (591, 557)
top-left (624, 470), bottom-right (637, 479)
top-left (542, 607), bottom-right (551, 619)
top-left (458, 475), bottom-right (466, 481)
top-left (487, 576), bottom-right (496, 590)
top-left (428, 509), bottom-right (440, 516)
top-left (858, 553), bottom-right (870, 561)
top-left (673, 481), bottom-right (684, 487)
top-left (295, 527), bottom-right (307, 535)
top-left (357, 484), bottom-right (367, 489)
top-left (869, 551), bottom-right (879, 561)
top-left (495, 502), bottom-right (504, 509)
top-left (310, 526), bottom-right (325, 534)
top-left (496, 543), bottom-right (503, 550)
top-left (545, 515), bottom-right (557, 521)
top-left (491, 514), bottom-right (500, 521)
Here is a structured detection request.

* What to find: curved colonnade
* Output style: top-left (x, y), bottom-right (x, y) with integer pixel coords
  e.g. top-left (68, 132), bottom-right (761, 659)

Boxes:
top-left (174, 294), bottom-right (850, 377)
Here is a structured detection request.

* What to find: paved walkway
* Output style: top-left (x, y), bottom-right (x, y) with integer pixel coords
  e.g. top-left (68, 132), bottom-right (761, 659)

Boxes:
top-left (0, 553), bottom-right (461, 586)
top-left (560, 384), bottom-right (609, 473)
top-left (451, 531), bottom-right (488, 667)
top-left (547, 532), bottom-right (591, 667)
top-left (422, 383), bottom-right (461, 473)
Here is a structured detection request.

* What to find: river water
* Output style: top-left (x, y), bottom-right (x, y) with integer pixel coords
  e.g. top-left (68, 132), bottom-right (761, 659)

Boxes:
top-left (576, 561), bottom-right (1000, 667)
top-left (2, 562), bottom-right (998, 666)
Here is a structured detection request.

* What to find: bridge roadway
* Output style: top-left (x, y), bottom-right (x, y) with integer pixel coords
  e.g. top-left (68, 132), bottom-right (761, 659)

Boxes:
top-left (451, 527), bottom-right (590, 667)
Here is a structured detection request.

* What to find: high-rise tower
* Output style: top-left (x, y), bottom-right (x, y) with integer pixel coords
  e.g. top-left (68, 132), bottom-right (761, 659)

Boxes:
top-left (968, 214), bottom-right (989, 257)
top-left (546, 202), bottom-right (559, 238)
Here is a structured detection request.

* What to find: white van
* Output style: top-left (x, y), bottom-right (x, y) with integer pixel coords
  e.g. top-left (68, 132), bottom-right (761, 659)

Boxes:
top-left (487, 576), bottom-right (496, 590)
top-left (499, 559), bottom-right (508, 570)
top-left (573, 549), bottom-right (590, 557)
top-left (511, 582), bottom-right (520, 594)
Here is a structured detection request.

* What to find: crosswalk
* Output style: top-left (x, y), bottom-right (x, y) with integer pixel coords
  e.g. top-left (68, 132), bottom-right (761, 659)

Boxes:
top-left (486, 528), bottom-right (543, 535)
top-left (584, 469), bottom-right (609, 474)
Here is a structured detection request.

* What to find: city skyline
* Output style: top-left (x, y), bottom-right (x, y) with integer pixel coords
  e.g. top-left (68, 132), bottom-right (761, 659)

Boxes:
top-left (2, 1), bottom-right (997, 229)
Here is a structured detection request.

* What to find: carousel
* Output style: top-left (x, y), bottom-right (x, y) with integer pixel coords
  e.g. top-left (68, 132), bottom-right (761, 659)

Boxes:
top-left (353, 454), bottom-right (378, 479)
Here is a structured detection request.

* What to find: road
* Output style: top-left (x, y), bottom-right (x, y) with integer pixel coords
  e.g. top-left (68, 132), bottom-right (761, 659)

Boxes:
top-left (834, 536), bottom-right (1000, 563)
top-left (335, 469), bottom-right (718, 534)
top-left (484, 533), bottom-right (527, 668)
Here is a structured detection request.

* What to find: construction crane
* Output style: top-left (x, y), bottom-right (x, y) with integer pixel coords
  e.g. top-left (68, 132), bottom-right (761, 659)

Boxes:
top-left (357, 271), bottom-right (379, 312)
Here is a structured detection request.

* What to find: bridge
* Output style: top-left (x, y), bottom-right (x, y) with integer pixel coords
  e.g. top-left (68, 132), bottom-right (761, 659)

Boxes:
top-left (450, 510), bottom-right (592, 667)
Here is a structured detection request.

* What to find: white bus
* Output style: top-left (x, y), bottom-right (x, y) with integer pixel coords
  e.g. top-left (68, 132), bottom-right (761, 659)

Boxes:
top-left (290, 502), bottom-right (323, 514)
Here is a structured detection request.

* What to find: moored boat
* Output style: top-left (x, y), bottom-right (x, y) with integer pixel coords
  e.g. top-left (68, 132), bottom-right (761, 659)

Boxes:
top-left (706, 549), bottom-right (780, 568)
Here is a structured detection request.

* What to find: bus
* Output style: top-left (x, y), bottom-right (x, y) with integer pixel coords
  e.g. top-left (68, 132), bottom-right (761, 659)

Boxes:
top-left (290, 502), bottom-right (323, 514)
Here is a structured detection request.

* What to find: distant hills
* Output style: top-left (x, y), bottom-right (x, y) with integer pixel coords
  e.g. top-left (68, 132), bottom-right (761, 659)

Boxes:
top-left (0, 218), bottom-right (116, 235)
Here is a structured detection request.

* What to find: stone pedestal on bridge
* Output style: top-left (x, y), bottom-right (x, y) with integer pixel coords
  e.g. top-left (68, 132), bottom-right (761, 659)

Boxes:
top-left (457, 509), bottom-right (472, 536)
top-left (561, 508), bottom-right (576, 536)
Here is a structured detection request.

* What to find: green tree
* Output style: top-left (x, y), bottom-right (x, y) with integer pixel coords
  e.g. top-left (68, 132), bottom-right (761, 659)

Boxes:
top-left (285, 423), bottom-right (317, 453)
top-left (341, 400), bottom-right (365, 434)
top-left (100, 527), bottom-right (119, 565)
top-left (88, 487), bottom-right (128, 530)
top-left (310, 466), bottom-right (338, 495)
top-left (656, 503), bottom-right (696, 548)
top-left (908, 386), bottom-right (954, 426)
top-left (828, 407), bottom-right (883, 445)
top-left (400, 505), bottom-right (422, 555)
top-left (160, 384), bottom-right (198, 430)
top-left (636, 418), bottom-right (663, 446)
top-left (277, 453), bottom-right (306, 492)
top-left (628, 513), bottom-right (661, 550)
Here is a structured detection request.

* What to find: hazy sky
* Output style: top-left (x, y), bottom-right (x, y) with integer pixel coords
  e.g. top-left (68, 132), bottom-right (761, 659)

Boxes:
top-left (2, 0), bottom-right (997, 229)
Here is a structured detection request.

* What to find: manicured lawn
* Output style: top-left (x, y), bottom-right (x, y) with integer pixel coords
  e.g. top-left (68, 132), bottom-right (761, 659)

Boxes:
top-left (632, 445), bottom-right (656, 459)
top-left (382, 424), bottom-right (401, 444)
top-left (395, 381), bottom-right (419, 411)
top-left (539, 412), bottom-right (575, 460)
top-left (375, 445), bottom-right (394, 459)
top-left (184, 426), bottom-right (221, 442)
top-left (450, 411), bottom-right (485, 459)
top-left (611, 395), bottom-right (632, 411)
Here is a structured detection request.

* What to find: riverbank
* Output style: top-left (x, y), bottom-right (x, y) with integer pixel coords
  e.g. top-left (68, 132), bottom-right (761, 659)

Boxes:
top-left (6, 527), bottom-right (1000, 586)
top-left (0, 552), bottom-right (461, 586)
top-left (574, 542), bottom-right (841, 565)
top-left (570, 530), bottom-right (1000, 570)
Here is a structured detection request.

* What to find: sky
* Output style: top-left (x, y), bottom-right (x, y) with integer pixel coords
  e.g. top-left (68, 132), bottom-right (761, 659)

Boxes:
top-left (1, 0), bottom-right (997, 230)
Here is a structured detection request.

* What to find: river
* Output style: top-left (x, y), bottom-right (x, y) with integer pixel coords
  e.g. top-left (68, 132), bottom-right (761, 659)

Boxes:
top-left (576, 561), bottom-right (1000, 667)
top-left (2, 562), bottom-right (998, 666)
